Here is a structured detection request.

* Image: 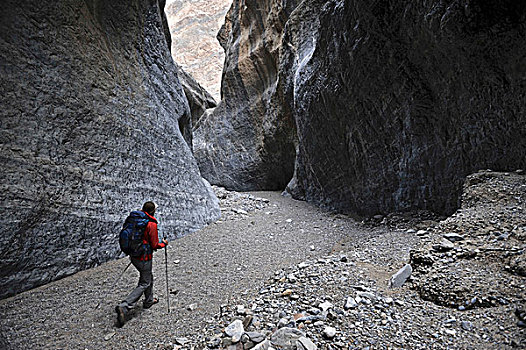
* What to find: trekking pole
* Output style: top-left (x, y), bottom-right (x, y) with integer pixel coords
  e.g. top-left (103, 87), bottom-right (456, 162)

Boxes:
top-left (164, 244), bottom-right (170, 313)
top-left (95, 260), bottom-right (132, 309)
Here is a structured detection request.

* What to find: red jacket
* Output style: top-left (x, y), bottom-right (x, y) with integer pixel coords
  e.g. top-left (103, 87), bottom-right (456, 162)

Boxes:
top-left (138, 211), bottom-right (166, 261)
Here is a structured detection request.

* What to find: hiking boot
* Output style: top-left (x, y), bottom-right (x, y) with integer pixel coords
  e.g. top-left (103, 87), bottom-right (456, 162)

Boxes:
top-left (115, 306), bottom-right (126, 327)
top-left (143, 297), bottom-right (159, 309)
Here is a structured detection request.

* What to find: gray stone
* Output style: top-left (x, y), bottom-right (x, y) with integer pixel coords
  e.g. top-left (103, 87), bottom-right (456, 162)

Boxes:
top-left (225, 319), bottom-right (245, 343)
top-left (270, 327), bottom-right (305, 349)
top-left (357, 292), bottom-right (376, 300)
top-left (246, 332), bottom-right (266, 344)
top-left (461, 321), bottom-right (474, 331)
top-left (433, 239), bottom-right (455, 251)
top-left (297, 336), bottom-right (317, 350)
top-left (0, 0), bottom-right (220, 300)
top-left (443, 233), bottom-right (465, 242)
top-left (193, 0), bottom-right (297, 191)
top-left (173, 63), bottom-right (217, 150)
top-left (193, 0), bottom-right (526, 216)
top-left (390, 264), bottom-right (413, 288)
top-left (208, 337), bottom-right (221, 348)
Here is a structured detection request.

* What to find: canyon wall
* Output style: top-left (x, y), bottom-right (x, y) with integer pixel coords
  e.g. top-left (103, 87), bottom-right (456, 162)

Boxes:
top-left (193, 0), bottom-right (298, 191)
top-left (195, 0), bottom-right (526, 215)
top-left (283, 0), bottom-right (526, 215)
top-left (165, 0), bottom-right (231, 101)
top-left (0, 0), bottom-right (220, 298)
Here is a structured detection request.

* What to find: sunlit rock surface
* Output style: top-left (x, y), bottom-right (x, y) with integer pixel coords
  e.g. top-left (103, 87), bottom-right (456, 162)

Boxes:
top-left (0, 0), bottom-right (220, 299)
top-left (165, 0), bottom-right (231, 101)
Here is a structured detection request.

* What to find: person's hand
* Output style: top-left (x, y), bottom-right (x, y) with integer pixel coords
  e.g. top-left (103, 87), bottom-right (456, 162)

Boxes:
top-left (162, 239), bottom-right (168, 245)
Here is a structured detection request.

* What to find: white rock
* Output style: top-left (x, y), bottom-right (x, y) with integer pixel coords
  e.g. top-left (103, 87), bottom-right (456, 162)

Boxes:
top-left (344, 297), bottom-right (358, 309)
top-left (444, 329), bottom-right (457, 336)
top-left (225, 319), bottom-right (245, 343)
top-left (298, 262), bottom-right (309, 269)
top-left (175, 337), bottom-right (189, 345)
top-left (319, 301), bottom-right (333, 312)
top-left (253, 339), bottom-right (271, 350)
top-left (236, 305), bottom-right (246, 315)
top-left (322, 326), bottom-right (337, 339)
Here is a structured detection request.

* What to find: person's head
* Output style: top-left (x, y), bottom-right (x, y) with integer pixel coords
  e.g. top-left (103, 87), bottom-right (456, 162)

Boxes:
top-left (142, 201), bottom-right (157, 216)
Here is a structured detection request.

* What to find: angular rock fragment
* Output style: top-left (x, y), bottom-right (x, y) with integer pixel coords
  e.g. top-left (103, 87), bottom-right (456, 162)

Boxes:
top-left (297, 336), bottom-right (317, 350)
top-left (225, 320), bottom-right (245, 343)
top-left (270, 327), bottom-right (305, 349)
top-left (390, 264), bottom-right (413, 288)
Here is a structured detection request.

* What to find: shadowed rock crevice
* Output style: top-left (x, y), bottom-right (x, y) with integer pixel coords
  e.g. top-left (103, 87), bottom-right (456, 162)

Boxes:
top-left (0, 0), bottom-right (220, 299)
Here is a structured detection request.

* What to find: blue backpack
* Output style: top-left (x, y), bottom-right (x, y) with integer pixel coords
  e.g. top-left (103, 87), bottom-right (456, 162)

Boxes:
top-left (119, 211), bottom-right (151, 256)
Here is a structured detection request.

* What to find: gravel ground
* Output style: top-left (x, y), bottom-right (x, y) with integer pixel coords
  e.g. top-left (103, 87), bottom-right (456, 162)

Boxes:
top-left (0, 173), bottom-right (524, 349)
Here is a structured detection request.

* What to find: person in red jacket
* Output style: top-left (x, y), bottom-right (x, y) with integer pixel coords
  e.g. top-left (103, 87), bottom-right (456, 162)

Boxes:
top-left (115, 201), bottom-right (168, 327)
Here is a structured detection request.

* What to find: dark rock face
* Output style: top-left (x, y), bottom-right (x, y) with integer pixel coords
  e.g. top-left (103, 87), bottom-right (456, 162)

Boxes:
top-left (0, 0), bottom-right (220, 299)
top-left (198, 0), bottom-right (526, 214)
top-left (193, 0), bottom-right (298, 191)
top-left (283, 0), bottom-right (526, 215)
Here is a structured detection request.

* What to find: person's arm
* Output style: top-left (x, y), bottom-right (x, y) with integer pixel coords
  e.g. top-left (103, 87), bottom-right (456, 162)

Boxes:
top-left (145, 221), bottom-right (167, 250)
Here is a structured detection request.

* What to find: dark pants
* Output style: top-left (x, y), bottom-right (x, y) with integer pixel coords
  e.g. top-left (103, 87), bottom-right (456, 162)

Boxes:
top-left (119, 257), bottom-right (154, 311)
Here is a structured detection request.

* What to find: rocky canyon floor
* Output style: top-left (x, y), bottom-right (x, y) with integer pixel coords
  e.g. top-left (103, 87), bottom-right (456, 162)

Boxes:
top-left (0, 171), bottom-right (525, 349)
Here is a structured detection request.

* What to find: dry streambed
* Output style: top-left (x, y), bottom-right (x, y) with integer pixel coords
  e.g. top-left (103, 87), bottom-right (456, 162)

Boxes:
top-left (1, 172), bottom-right (525, 349)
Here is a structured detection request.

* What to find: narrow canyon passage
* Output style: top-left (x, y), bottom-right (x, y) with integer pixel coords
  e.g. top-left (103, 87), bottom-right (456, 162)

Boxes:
top-left (0, 191), bottom-right (384, 349)
top-left (1, 172), bottom-right (525, 349)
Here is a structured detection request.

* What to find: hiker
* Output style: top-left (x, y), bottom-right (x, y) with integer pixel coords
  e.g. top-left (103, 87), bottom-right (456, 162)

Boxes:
top-left (115, 201), bottom-right (168, 327)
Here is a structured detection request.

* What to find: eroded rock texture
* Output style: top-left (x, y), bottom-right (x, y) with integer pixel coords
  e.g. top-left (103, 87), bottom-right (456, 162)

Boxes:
top-left (193, 0), bottom-right (298, 191)
top-left (197, 0), bottom-right (526, 215)
top-left (0, 0), bottom-right (220, 298)
top-left (283, 0), bottom-right (526, 215)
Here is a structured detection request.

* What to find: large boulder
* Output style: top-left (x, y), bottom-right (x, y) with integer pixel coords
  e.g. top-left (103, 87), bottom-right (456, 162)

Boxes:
top-left (0, 0), bottom-right (220, 299)
top-left (196, 0), bottom-right (526, 215)
top-left (193, 0), bottom-right (298, 191)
